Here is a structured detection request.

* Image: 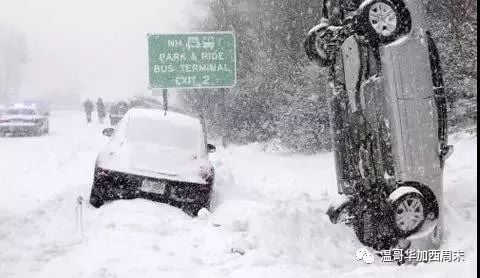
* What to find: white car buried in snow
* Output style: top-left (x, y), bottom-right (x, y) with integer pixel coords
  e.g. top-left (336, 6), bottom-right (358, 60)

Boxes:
top-left (89, 108), bottom-right (216, 216)
top-left (0, 105), bottom-right (50, 137)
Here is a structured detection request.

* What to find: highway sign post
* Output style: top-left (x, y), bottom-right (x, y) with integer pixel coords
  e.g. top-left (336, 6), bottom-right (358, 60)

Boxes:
top-left (148, 32), bottom-right (236, 89)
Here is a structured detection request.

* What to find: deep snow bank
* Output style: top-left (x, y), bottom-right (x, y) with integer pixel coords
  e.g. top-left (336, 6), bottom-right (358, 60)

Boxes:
top-left (0, 111), bottom-right (476, 278)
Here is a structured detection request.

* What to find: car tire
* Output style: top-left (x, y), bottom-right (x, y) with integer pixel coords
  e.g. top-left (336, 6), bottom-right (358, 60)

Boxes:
top-left (304, 23), bottom-right (335, 67)
top-left (89, 187), bottom-right (105, 208)
top-left (358, 0), bottom-right (411, 44)
top-left (391, 192), bottom-right (426, 237)
top-left (34, 127), bottom-right (43, 137)
top-left (184, 199), bottom-right (211, 217)
top-left (43, 121), bottom-right (49, 134)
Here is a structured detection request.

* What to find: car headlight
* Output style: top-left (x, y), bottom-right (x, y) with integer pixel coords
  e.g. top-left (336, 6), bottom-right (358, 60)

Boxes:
top-left (199, 166), bottom-right (214, 182)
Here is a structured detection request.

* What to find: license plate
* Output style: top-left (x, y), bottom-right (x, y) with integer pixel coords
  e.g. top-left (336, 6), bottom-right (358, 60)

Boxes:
top-left (140, 179), bottom-right (166, 194)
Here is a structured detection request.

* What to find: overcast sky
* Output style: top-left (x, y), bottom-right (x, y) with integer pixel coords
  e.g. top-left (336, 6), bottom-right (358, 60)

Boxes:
top-left (0, 0), bottom-right (199, 102)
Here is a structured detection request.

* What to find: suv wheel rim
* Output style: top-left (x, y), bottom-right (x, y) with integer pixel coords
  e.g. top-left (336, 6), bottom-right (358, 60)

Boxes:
top-left (395, 196), bottom-right (425, 232)
top-left (369, 2), bottom-right (398, 36)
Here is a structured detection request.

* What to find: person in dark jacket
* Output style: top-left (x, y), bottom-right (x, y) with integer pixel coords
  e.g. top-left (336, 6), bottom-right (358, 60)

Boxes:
top-left (83, 99), bottom-right (94, 123)
top-left (96, 98), bottom-right (106, 124)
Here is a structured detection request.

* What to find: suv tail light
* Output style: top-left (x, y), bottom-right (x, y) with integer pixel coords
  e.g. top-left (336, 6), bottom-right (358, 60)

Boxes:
top-left (199, 166), bottom-right (214, 183)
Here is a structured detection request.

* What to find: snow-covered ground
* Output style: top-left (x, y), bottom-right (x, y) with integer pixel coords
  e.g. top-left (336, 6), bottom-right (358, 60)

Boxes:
top-left (0, 110), bottom-right (476, 278)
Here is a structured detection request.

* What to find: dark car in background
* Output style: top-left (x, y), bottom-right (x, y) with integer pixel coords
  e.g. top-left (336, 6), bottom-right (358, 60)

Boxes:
top-left (109, 96), bottom-right (165, 126)
top-left (109, 101), bottom-right (129, 126)
top-left (89, 108), bottom-right (216, 216)
top-left (0, 104), bottom-right (49, 136)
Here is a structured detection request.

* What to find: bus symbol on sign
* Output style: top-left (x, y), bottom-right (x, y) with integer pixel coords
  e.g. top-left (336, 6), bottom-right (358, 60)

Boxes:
top-left (202, 37), bottom-right (215, 49)
top-left (187, 37), bottom-right (201, 49)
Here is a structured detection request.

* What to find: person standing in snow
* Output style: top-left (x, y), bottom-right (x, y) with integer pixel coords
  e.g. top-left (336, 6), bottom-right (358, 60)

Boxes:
top-left (96, 98), bottom-right (106, 124)
top-left (83, 98), bottom-right (94, 123)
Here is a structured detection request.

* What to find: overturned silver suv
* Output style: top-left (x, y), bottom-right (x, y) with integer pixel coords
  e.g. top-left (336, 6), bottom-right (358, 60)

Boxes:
top-left (305, 0), bottom-right (453, 252)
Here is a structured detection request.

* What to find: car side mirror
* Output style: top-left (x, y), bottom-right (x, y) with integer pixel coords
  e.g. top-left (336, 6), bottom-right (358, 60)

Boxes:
top-left (102, 128), bottom-right (115, 137)
top-left (207, 144), bottom-right (216, 153)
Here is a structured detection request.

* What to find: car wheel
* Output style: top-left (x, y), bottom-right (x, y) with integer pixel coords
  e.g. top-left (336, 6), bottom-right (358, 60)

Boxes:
top-left (34, 127), bottom-right (43, 136)
top-left (184, 199), bottom-right (210, 217)
top-left (358, 0), bottom-right (411, 44)
top-left (392, 192), bottom-right (426, 237)
top-left (44, 121), bottom-right (49, 134)
top-left (89, 187), bottom-right (105, 208)
top-left (304, 23), bottom-right (335, 67)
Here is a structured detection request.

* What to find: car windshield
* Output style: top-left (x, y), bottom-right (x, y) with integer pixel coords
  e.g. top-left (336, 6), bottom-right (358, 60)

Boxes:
top-left (125, 117), bottom-right (202, 151)
top-left (6, 109), bottom-right (36, 115)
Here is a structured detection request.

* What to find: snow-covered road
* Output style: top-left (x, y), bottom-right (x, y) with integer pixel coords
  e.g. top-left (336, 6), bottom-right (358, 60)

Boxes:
top-left (0, 110), bottom-right (476, 278)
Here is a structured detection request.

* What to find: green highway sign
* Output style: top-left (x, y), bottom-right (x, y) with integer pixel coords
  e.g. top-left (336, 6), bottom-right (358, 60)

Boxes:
top-left (148, 32), bottom-right (236, 89)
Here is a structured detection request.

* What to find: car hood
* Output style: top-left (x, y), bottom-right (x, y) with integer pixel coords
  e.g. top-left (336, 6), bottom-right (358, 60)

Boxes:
top-left (97, 141), bottom-right (210, 184)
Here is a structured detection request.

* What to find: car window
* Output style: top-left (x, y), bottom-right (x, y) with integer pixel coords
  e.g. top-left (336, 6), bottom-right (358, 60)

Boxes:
top-left (6, 109), bottom-right (36, 115)
top-left (125, 117), bottom-right (202, 151)
top-left (341, 36), bottom-right (361, 93)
